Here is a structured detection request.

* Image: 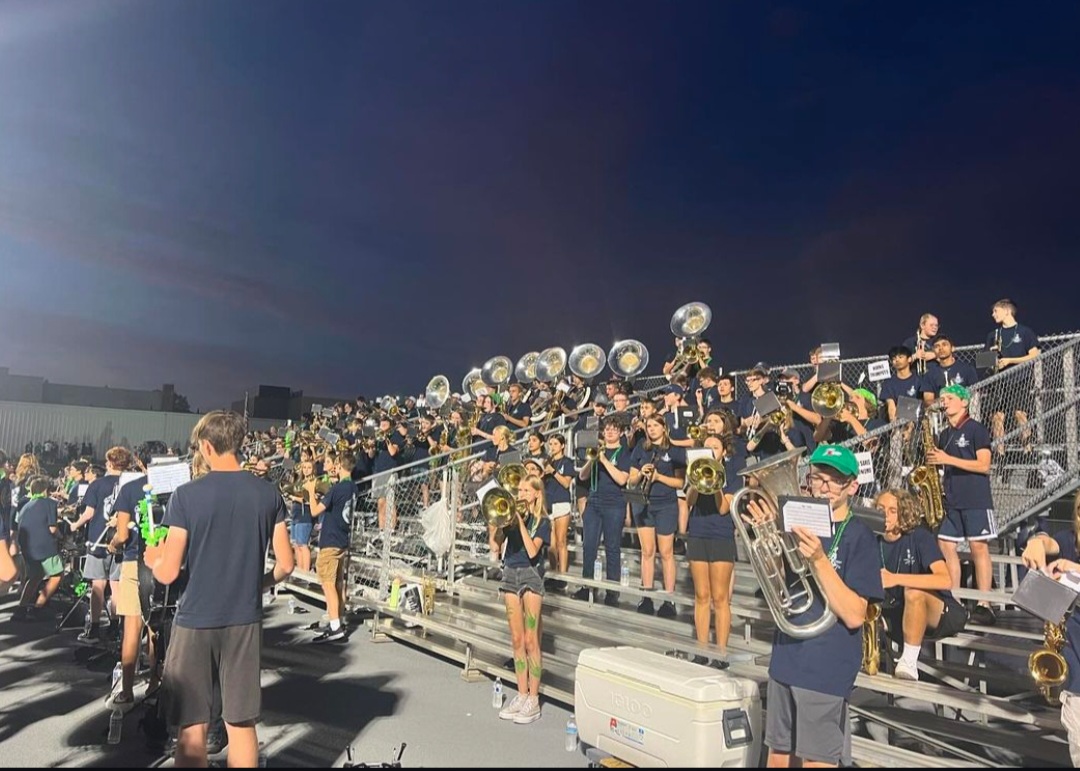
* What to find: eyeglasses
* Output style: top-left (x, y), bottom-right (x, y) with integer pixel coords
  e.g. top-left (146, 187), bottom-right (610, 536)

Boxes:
top-left (807, 473), bottom-right (851, 490)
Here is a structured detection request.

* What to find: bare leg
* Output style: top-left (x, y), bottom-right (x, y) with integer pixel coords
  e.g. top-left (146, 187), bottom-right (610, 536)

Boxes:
top-left (223, 722), bottom-right (259, 768)
top-left (938, 540), bottom-right (961, 590)
top-left (174, 723), bottom-right (209, 768)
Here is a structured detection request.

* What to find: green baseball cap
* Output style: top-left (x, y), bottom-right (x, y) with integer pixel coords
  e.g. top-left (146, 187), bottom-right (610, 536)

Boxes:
top-left (852, 388), bottom-right (878, 408)
top-left (809, 444), bottom-right (859, 479)
top-left (939, 384), bottom-right (971, 403)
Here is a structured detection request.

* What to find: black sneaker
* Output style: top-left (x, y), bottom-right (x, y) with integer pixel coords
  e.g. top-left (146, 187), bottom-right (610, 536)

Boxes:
top-left (604, 591), bottom-right (620, 608)
top-left (76, 627), bottom-right (100, 645)
top-left (637, 597), bottom-right (655, 615)
top-left (971, 605), bottom-right (997, 626)
top-left (313, 627), bottom-right (347, 643)
top-left (709, 658), bottom-right (730, 670)
top-left (657, 600), bottom-right (678, 619)
top-left (691, 654), bottom-right (710, 665)
top-left (571, 587), bottom-right (591, 602)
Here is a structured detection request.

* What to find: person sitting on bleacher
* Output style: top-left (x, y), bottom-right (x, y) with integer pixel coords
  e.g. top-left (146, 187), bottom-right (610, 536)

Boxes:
top-left (920, 333), bottom-right (979, 405)
top-left (875, 488), bottom-right (968, 681)
top-left (1020, 491), bottom-right (1080, 767)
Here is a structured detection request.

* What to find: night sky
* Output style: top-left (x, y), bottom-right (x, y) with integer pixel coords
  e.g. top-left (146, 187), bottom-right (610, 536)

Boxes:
top-left (1, 1), bottom-right (1078, 411)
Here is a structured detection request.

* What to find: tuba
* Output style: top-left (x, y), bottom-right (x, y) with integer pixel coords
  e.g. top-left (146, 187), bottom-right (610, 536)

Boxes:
top-left (730, 448), bottom-right (838, 639)
top-left (515, 352), bottom-right (540, 385)
top-left (461, 368), bottom-right (487, 400)
top-left (687, 456), bottom-right (725, 495)
top-left (811, 382), bottom-right (846, 418)
top-left (1030, 621), bottom-right (1069, 704)
top-left (481, 355), bottom-right (513, 390)
top-left (569, 343), bottom-right (607, 381)
top-left (481, 487), bottom-right (524, 529)
top-left (908, 411), bottom-right (945, 530)
top-left (608, 339), bottom-right (650, 380)
top-left (425, 375), bottom-right (451, 411)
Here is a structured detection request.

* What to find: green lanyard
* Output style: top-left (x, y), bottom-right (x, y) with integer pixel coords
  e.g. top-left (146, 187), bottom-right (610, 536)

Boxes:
top-left (591, 446), bottom-right (622, 492)
top-left (29, 493), bottom-right (46, 500)
top-left (827, 511), bottom-right (854, 563)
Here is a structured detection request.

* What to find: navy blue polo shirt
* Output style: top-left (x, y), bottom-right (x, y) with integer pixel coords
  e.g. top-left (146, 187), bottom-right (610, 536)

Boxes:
top-left (318, 478), bottom-right (357, 550)
top-left (769, 515), bottom-right (883, 698)
top-left (938, 417), bottom-right (993, 509)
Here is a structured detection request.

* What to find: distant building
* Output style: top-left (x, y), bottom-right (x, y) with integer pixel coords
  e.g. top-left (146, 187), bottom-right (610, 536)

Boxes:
top-left (232, 385), bottom-right (352, 421)
top-left (0, 367), bottom-right (177, 411)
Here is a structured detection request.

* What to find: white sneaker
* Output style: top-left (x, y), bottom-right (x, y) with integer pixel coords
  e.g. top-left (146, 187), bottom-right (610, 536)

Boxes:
top-left (499, 693), bottom-right (527, 720)
top-left (513, 695), bottom-right (541, 724)
top-left (894, 659), bottom-right (919, 681)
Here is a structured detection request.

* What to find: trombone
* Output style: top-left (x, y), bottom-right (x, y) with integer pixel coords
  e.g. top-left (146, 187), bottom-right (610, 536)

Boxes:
top-left (686, 456), bottom-right (725, 495)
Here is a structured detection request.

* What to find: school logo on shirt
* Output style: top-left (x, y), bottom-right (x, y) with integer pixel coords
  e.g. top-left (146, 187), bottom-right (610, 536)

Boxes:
top-left (1012, 333), bottom-right (1022, 345)
top-left (661, 453), bottom-right (671, 462)
top-left (957, 435), bottom-right (970, 449)
top-left (953, 373), bottom-right (965, 384)
top-left (830, 555), bottom-right (843, 571)
top-left (906, 385), bottom-right (917, 396)
top-left (903, 549), bottom-right (917, 568)
top-left (342, 495), bottom-right (354, 526)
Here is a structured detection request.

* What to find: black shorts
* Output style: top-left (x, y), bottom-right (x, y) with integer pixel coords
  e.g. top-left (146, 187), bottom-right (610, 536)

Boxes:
top-left (883, 594), bottom-right (967, 643)
top-left (686, 536), bottom-right (737, 563)
top-left (163, 622), bottom-right (262, 727)
top-left (634, 501), bottom-right (679, 536)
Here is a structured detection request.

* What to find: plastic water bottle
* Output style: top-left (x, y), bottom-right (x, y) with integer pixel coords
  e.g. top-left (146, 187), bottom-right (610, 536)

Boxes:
top-left (492, 677), bottom-right (503, 709)
top-left (111, 662), bottom-right (123, 691)
top-left (593, 556), bottom-right (603, 582)
top-left (288, 598), bottom-right (297, 615)
top-left (565, 716), bottom-right (579, 752)
top-left (107, 708), bottom-right (123, 744)
top-left (620, 559), bottom-right (630, 587)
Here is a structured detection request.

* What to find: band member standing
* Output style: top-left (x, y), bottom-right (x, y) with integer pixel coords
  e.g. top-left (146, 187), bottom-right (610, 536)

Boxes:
top-left (630, 416), bottom-right (687, 619)
top-left (483, 426), bottom-right (520, 563)
top-left (574, 418), bottom-right (631, 606)
top-left (749, 445), bottom-right (883, 768)
top-left (685, 410), bottom-right (743, 666)
top-left (146, 411), bottom-right (294, 768)
top-left (68, 446), bottom-right (133, 643)
top-left (1020, 492), bottom-right (1080, 766)
top-left (931, 385), bottom-right (997, 626)
top-left (902, 313), bottom-right (940, 375)
top-left (12, 477), bottom-right (64, 620)
top-left (473, 394), bottom-right (507, 446)
top-left (308, 451), bottom-right (357, 643)
top-left (543, 435), bottom-right (575, 579)
top-left (985, 298), bottom-right (1040, 453)
top-left (289, 460), bottom-right (318, 573)
top-left (371, 416), bottom-right (402, 532)
top-left (875, 489), bottom-right (967, 681)
top-left (503, 383), bottom-right (532, 433)
top-left (574, 399), bottom-right (609, 517)
top-left (497, 475), bottom-right (550, 725)
top-left (920, 333), bottom-right (979, 405)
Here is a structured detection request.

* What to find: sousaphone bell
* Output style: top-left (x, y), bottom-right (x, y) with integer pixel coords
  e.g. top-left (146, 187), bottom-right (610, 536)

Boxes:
top-left (481, 355), bottom-right (513, 389)
top-left (569, 343), bottom-right (607, 381)
top-left (425, 375), bottom-right (451, 410)
top-left (608, 339), bottom-right (650, 379)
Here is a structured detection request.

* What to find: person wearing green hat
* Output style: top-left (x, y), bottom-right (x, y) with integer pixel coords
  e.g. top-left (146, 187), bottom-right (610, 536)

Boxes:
top-left (749, 443), bottom-right (883, 768)
top-left (930, 384), bottom-right (997, 626)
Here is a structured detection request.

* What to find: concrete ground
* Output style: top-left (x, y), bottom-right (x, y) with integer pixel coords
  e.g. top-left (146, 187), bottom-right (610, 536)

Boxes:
top-left (0, 591), bottom-right (587, 768)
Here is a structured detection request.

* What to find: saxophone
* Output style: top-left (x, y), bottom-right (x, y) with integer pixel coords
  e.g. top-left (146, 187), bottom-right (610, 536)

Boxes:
top-left (909, 413), bottom-right (945, 530)
top-left (862, 602), bottom-right (882, 675)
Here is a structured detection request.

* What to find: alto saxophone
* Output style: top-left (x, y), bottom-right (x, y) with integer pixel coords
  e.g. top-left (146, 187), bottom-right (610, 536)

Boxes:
top-left (862, 602), bottom-right (881, 675)
top-left (909, 414), bottom-right (946, 530)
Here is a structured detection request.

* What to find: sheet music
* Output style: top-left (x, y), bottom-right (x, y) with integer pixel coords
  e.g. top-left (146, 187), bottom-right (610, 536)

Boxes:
top-left (781, 497), bottom-right (833, 539)
top-left (147, 462), bottom-right (192, 495)
top-left (476, 479), bottom-right (500, 506)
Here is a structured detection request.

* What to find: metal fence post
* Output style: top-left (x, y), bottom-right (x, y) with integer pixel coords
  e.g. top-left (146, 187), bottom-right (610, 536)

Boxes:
top-left (1065, 347), bottom-right (1078, 474)
top-left (447, 464), bottom-right (459, 595)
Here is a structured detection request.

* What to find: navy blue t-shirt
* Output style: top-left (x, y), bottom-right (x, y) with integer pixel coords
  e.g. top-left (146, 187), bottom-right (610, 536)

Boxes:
top-left (1050, 530), bottom-right (1080, 693)
top-left (921, 361), bottom-right (980, 397)
top-left (112, 474), bottom-right (148, 562)
top-left (317, 478), bottom-right (357, 550)
top-left (768, 516), bottom-right (884, 698)
top-left (16, 497), bottom-right (59, 561)
top-left (938, 417), bottom-right (993, 509)
top-left (879, 526), bottom-right (953, 607)
top-left (688, 451), bottom-right (744, 540)
top-left (503, 514), bottom-right (551, 569)
top-left (586, 446), bottom-right (632, 505)
top-left (291, 500), bottom-right (313, 526)
top-left (0, 477), bottom-right (11, 541)
top-left (373, 434), bottom-right (404, 474)
top-left (630, 443), bottom-right (687, 506)
top-left (507, 401), bottom-right (531, 428)
top-left (664, 410), bottom-right (692, 442)
top-left (880, 373), bottom-right (923, 406)
top-left (544, 457), bottom-right (575, 505)
top-left (163, 471), bottom-right (286, 629)
top-left (82, 475), bottom-right (122, 557)
top-left (987, 323), bottom-right (1038, 364)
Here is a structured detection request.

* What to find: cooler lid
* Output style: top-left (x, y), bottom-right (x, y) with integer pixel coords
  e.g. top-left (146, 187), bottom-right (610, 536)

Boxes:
top-left (577, 646), bottom-right (757, 703)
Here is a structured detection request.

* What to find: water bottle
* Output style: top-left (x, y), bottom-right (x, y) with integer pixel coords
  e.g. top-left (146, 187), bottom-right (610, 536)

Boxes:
top-left (492, 677), bottom-right (503, 709)
top-left (288, 598), bottom-right (297, 615)
top-left (389, 578), bottom-right (402, 610)
top-left (620, 559), bottom-right (630, 587)
top-left (111, 662), bottom-right (123, 691)
top-left (107, 708), bottom-right (123, 745)
top-left (84, 611), bottom-right (92, 632)
top-left (593, 556), bottom-right (603, 582)
top-left (565, 716), bottom-right (579, 752)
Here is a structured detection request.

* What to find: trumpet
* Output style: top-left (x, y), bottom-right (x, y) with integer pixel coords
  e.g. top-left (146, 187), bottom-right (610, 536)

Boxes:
top-left (730, 448), bottom-right (838, 639)
top-left (687, 423), bottom-right (708, 444)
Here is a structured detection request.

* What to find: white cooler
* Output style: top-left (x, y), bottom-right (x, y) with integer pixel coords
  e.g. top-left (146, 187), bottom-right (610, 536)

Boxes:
top-left (575, 646), bottom-right (761, 768)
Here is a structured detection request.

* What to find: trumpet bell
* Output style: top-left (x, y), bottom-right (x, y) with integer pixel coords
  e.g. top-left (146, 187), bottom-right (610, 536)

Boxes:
top-left (462, 368), bottom-right (487, 399)
top-left (687, 457), bottom-right (725, 495)
top-left (535, 347), bottom-right (567, 383)
top-left (670, 301), bottom-right (712, 338)
top-left (608, 339), bottom-right (649, 379)
top-left (481, 487), bottom-right (517, 529)
top-left (481, 355), bottom-right (513, 388)
top-left (497, 462), bottom-right (527, 493)
top-left (569, 343), bottom-right (607, 381)
top-left (811, 382), bottom-right (846, 418)
top-left (515, 352), bottom-right (540, 385)
top-left (425, 375), bottom-right (450, 410)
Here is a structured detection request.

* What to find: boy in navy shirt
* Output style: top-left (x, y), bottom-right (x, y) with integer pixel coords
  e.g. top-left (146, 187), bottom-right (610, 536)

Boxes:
top-left (746, 445), bottom-right (883, 768)
top-left (921, 333), bottom-right (979, 404)
top-left (985, 298), bottom-right (1040, 453)
top-left (13, 477), bottom-right (64, 620)
top-left (931, 385), bottom-right (997, 626)
top-left (880, 347), bottom-right (923, 422)
top-left (308, 451), bottom-right (357, 643)
top-left (875, 488), bottom-right (967, 681)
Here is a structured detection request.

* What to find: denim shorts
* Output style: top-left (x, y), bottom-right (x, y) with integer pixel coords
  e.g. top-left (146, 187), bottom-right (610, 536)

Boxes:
top-left (499, 565), bottom-right (545, 598)
top-left (290, 522), bottom-right (313, 546)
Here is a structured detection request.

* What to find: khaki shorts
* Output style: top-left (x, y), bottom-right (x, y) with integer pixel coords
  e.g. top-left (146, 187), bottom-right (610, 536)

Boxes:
top-left (116, 559), bottom-right (143, 617)
top-left (316, 547), bottom-right (348, 584)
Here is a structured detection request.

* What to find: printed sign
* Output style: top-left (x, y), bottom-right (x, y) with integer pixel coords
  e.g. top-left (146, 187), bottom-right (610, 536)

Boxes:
top-left (855, 451), bottom-right (875, 485)
top-left (867, 360), bottom-right (892, 383)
